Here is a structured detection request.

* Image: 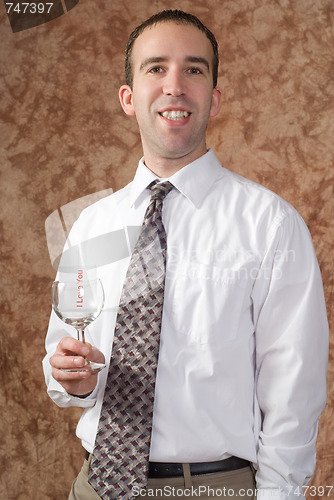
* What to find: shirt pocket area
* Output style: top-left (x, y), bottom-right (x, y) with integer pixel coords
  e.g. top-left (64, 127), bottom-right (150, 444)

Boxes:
top-left (165, 261), bottom-right (247, 345)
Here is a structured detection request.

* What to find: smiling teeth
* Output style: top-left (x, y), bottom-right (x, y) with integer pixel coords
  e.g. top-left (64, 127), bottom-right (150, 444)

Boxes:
top-left (161, 110), bottom-right (190, 120)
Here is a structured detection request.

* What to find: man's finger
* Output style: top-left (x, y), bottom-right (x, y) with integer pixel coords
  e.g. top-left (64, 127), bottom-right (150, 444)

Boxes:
top-left (50, 353), bottom-right (87, 370)
top-left (51, 366), bottom-right (92, 382)
top-left (55, 337), bottom-right (90, 357)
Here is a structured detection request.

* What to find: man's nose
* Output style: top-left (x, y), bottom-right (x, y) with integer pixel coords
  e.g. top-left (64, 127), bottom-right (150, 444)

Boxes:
top-left (162, 69), bottom-right (185, 96)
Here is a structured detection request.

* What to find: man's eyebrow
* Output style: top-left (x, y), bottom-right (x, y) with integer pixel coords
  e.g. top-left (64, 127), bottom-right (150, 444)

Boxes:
top-left (139, 57), bottom-right (167, 71)
top-left (185, 56), bottom-right (210, 71)
top-left (139, 56), bottom-right (210, 72)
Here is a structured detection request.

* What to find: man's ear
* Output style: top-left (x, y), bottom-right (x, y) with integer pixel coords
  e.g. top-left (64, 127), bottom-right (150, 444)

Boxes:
top-left (119, 85), bottom-right (136, 116)
top-left (209, 86), bottom-right (223, 118)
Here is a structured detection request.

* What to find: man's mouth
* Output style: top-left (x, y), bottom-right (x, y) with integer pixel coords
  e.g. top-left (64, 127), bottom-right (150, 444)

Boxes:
top-left (159, 110), bottom-right (191, 121)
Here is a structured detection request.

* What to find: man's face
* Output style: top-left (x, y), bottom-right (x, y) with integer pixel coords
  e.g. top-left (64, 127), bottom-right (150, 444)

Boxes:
top-left (119, 22), bottom-right (222, 170)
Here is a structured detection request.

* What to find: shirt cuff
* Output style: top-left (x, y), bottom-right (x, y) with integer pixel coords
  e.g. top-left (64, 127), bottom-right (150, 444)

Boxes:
top-left (47, 375), bottom-right (98, 408)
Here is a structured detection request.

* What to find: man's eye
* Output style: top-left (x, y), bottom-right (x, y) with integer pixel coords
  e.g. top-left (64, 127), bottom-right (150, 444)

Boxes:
top-left (149, 67), bottom-right (163, 73)
top-left (187, 67), bottom-right (202, 74)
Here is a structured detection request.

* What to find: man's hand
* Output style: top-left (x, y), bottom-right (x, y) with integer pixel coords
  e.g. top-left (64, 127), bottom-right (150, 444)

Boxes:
top-left (50, 337), bottom-right (105, 397)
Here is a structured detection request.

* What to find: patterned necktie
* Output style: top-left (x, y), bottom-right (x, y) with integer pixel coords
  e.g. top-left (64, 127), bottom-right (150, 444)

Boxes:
top-left (89, 181), bottom-right (174, 499)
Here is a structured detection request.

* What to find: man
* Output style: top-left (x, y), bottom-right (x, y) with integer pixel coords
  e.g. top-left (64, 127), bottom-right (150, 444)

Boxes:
top-left (43, 9), bottom-right (328, 500)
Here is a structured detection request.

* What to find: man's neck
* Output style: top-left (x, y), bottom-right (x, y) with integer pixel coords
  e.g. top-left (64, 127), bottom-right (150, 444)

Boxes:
top-left (143, 148), bottom-right (208, 178)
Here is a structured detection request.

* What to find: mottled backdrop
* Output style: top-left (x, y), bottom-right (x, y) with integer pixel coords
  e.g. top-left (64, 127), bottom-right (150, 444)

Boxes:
top-left (0, 0), bottom-right (333, 499)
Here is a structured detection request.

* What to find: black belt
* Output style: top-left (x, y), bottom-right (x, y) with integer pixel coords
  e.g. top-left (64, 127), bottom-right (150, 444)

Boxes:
top-left (149, 457), bottom-right (250, 478)
top-left (85, 451), bottom-right (249, 478)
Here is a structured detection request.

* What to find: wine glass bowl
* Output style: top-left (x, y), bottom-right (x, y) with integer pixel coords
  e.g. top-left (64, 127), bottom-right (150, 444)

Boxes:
top-left (51, 278), bottom-right (105, 373)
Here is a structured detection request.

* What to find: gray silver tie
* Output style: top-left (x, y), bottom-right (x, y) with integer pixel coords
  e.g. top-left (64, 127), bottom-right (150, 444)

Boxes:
top-left (89, 181), bottom-right (174, 499)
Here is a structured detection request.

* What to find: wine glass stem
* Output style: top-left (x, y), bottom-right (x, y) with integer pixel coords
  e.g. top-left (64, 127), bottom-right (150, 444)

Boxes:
top-left (80, 329), bottom-right (86, 344)
top-left (78, 329), bottom-right (88, 366)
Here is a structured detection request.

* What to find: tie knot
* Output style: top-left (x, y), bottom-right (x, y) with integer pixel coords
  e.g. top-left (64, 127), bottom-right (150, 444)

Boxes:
top-left (149, 181), bottom-right (174, 201)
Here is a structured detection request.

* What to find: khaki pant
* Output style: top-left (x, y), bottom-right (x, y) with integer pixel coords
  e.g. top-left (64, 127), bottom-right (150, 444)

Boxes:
top-left (69, 455), bottom-right (256, 500)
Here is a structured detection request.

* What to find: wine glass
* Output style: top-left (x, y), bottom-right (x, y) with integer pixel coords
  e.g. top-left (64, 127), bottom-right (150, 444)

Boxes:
top-left (51, 277), bottom-right (105, 373)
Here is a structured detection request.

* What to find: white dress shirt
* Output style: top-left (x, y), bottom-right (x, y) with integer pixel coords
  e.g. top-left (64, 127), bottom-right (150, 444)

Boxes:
top-left (43, 149), bottom-right (328, 500)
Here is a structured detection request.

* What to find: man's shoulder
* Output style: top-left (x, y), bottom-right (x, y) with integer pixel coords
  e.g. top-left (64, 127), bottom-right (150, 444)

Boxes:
top-left (219, 165), bottom-right (296, 217)
top-left (78, 181), bottom-right (133, 219)
top-left (67, 182), bottom-right (133, 243)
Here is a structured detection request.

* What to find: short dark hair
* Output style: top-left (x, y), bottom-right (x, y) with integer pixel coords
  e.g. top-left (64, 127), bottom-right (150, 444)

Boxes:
top-left (125, 9), bottom-right (219, 89)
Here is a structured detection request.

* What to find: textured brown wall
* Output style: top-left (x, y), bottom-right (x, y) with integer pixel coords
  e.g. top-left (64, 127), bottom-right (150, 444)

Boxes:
top-left (0, 1), bottom-right (333, 499)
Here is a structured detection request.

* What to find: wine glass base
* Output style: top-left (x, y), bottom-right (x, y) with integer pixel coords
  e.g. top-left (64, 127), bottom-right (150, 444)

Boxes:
top-left (61, 362), bottom-right (106, 374)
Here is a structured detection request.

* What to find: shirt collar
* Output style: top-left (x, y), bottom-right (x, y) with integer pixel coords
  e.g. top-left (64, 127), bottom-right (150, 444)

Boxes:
top-left (130, 149), bottom-right (225, 209)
